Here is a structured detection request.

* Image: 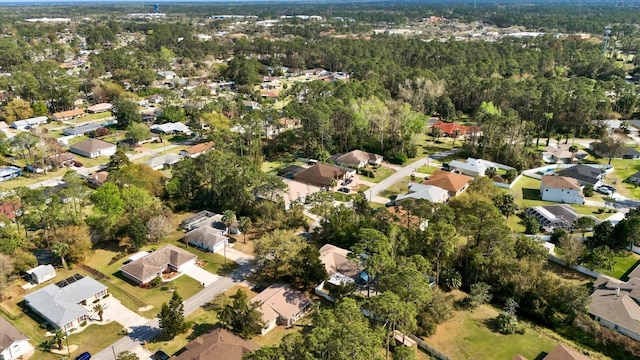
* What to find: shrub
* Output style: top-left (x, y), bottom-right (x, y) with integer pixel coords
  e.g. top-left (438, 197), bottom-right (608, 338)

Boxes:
top-left (92, 299), bottom-right (100, 304)
top-left (160, 286), bottom-right (169, 291)
top-left (80, 321), bottom-right (87, 327)
top-left (149, 276), bottom-right (162, 288)
top-left (103, 294), bottom-right (110, 298)
top-left (496, 313), bottom-right (518, 334)
top-left (583, 185), bottom-right (595, 197)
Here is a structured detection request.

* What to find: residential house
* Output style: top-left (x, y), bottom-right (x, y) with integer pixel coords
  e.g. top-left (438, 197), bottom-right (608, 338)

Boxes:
top-left (87, 171), bottom-right (109, 188)
top-left (431, 121), bottom-right (479, 138)
top-left (86, 103), bottom-right (113, 114)
top-left (542, 146), bottom-right (586, 164)
top-left (589, 264), bottom-right (640, 341)
top-left (145, 153), bottom-right (182, 170)
top-left (315, 244), bottom-right (364, 301)
top-left (540, 175), bottom-right (585, 205)
top-left (69, 138), bottom-right (117, 158)
top-left (52, 109), bottom-right (85, 121)
top-left (448, 158), bottom-right (515, 177)
top-left (173, 327), bottom-right (260, 360)
top-left (333, 150), bottom-right (383, 168)
top-left (0, 316), bottom-right (34, 360)
top-left (394, 182), bottom-right (449, 204)
top-left (24, 274), bottom-right (108, 330)
top-left (242, 100), bottom-right (261, 112)
top-left (627, 171), bottom-right (640, 185)
top-left (45, 153), bottom-right (75, 168)
top-left (0, 200), bottom-right (21, 222)
top-left (180, 142), bottom-right (214, 158)
top-left (590, 142), bottom-right (640, 160)
top-left (119, 245), bottom-right (197, 285)
top-left (150, 122), bottom-right (192, 135)
top-left (293, 163), bottom-right (355, 188)
top-left (26, 264), bottom-right (56, 284)
top-left (622, 147), bottom-right (640, 160)
top-left (183, 212), bottom-right (241, 235)
top-left (525, 205), bottom-right (590, 232)
top-left (276, 178), bottom-right (323, 210)
top-left (556, 165), bottom-right (606, 187)
top-left (157, 71), bottom-right (177, 80)
top-left (184, 226), bottom-right (229, 254)
top-left (512, 344), bottom-right (589, 360)
top-left (181, 210), bottom-right (216, 230)
top-left (0, 167), bottom-right (21, 182)
top-left (421, 170), bottom-right (473, 197)
top-left (251, 284), bottom-right (311, 335)
top-left (63, 123), bottom-right (105, 136)
top-left (10, 116), bottom-right (48, 130)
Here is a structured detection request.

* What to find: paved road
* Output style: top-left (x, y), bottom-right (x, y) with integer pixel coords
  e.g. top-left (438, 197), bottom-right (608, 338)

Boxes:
top-left (91, 258), bottom-right (254, 360)
top-left (367, 157), bottom-right (440, 202)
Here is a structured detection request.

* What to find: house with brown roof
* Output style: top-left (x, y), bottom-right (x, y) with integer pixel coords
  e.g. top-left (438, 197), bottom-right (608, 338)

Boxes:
top-left (180, 142), bottom-right (214, 158)
top-left (589, 264), bottom-right (640, 342)
top-left (431, 121), bottom-right (479, 138)
top-left (540, 175), bottom-right (585, 205)
top-left (0, 316), bottom-right (34, 360)
top-left (52, 109), bottom-right (85, 121)
top-left (421, 170), bottom-right (473, 197)
top-left (69, 138), bottom-right (117, 158)
top-left (315, 244), bottom-right (364, 302)
top-left (293, 163), bottom-right (355, 188)
top-left (251, 284), bottom-right (311, 335)
top-left (173, 327), bottom-right (260, 360)
top-left (120, 245), bottom-right (197, 285)
top-left (333, 149), bottom-right (383, 168)
top-left (86, 103), bottom-right (113, 114)
top-left (87, 171), bottom-right (109, 188)
top-left (513, 344), bottom-right (589, 360)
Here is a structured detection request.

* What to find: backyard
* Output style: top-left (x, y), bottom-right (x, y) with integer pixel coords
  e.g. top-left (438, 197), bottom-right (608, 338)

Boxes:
top-left (603, 251), bottom-right (640, 280)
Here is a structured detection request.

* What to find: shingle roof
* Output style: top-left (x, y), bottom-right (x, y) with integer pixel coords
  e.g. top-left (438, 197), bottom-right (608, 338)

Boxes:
top-left (589, 272), bottom-right (640, 339)
top-left (251, 284), bottom-right (310, 324)
top-left (543, 344), bottom-right (589, 360)
top-left (318, 244), bottom-right (362, 278)
top-left (182, 142), bottom-right (214, 155)
top-left (541, 175), bottom-right (582, 190)
top-left (53, 109), bottom-right (85, 119)
top-left (86, 103), bottom-right (112, 112)
top-left (395, 182), bottom-right (449, 203)
top-left (185, 226), bottom-right (228, 248)
top-left (174, 327), bottom-right (260, 360)
top-left (557, 165), bottom-right (604, 185)
top-left (23, 276), bottom-right (107, 328)
top-left (120, 245), bottom-right (196, 282)
top-left (422, 170), bottom-right (473, 193)
top-left (293, 163), bottom-right (350, 187)
top-left (334, 150), bottom-right (382, 166)
top-left (0, 316), bottom-right (28, 349)
top-left (70, 138), bottom-right (116, 154)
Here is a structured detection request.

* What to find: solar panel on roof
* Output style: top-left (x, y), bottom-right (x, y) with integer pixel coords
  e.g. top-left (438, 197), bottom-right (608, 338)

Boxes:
top-left (55, 273), bottom-right (84, 288)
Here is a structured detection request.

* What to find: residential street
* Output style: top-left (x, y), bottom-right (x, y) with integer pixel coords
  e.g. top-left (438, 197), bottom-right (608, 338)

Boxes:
top-left (91, 256), bottom-right (254, 360)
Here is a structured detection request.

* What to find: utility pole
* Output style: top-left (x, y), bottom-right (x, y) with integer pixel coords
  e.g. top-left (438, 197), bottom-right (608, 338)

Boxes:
top-left (111, 345), bottom-right (117, 360)
top-left (65, 330), bottom-right (70, 358)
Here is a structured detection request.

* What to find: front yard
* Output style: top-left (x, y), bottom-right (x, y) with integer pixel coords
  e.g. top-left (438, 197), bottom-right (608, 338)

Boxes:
top-left (603, 251), bottom-right (640, 280)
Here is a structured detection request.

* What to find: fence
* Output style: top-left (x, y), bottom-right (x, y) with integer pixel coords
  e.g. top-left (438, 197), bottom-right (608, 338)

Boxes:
top-left (408, 334), bottom-right (452, 360)
top-left (493, 174), bottom-right (522, 189)
top-left (547, 254), bottom-right (601, 278)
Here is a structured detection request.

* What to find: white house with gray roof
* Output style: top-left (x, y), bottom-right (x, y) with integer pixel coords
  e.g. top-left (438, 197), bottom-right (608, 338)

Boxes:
top-left (0, 316), bottom-right (34, 360)
top-left (25, 264), bottom-right (56, 284)
top-left (23, 275), bottom-right (107, 330)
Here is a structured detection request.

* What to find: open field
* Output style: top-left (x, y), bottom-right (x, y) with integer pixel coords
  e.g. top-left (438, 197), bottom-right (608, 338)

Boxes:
top-left (426, 295), bottom-right (575, 360)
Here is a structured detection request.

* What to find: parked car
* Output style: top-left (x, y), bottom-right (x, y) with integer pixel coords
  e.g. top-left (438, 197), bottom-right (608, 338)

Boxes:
top-left (337, 187), bottom-right (350, 193)
top-left (73, 161), bottom-right (83, 167)
top-left (75, 352), bottom-right (91, 360)
top-left (596, 187), bottom-right (613, 195)
top-left (601, 185), bottom-right (616, 192)
top-left (342, 178), bottom-right (353, 186)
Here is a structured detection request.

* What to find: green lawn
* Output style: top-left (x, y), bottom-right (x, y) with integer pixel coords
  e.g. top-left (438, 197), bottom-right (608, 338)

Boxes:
top-left (607, 158), bottom-right (640, 199)
top-left (426, 300), bottom-right (570, 360)
top-left (379, 176), bottom-right (413, 199)
top-left (70, 111), bottom-right (112, 123)
top-left (365, 166), bottom-right (395, 183)
top-left (603, 251), bottom-right (640, 280)
top-left (69, 322), bottom-right (123, 355)
top-left (416, 165), bottom-right (439, 175)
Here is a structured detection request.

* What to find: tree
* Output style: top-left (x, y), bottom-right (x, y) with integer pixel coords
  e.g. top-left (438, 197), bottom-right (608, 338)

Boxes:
top-left (426, 222), bottom-right (457, 286)
top-left (1, 98), bottom-right (33, 123)
top-left (585, 246), bottom-right (615, 271)
top-left (523, 215), bottom-right (540, 234)
top-left (106, 148), bottom-right (131, 172)
top-left (615, 217), bottom-right (640, 249)
top-left (254, 230), bottom-right (305, 280)
top-left (430, 126), bottom-right (443, 142)
top-left (116, 351), bottom-right (139, 360)
top-left (465, 282), bottom-right (492, 309)
top-left (222, 209), bottom-right (237, 236)
top-left (52, 242), bottom-right (70, 268)
top-left (352, 228), bottom-right (393, 296)
top-left (590, 221), bottom-right (617, 249)
top-left (146, 214), bottom-right (174, 243)
top-left (158, 291), bottom-right (187, 339)
top-left (53, 330), bottom-right (65, 350)
top-left (93, 304), bottom-right (105, 321)
top-left (573, 217), bottom-right (596, 240)
top-left (503, 169), bottom-right (518, 184)
top-left (568, 145), bottom-right (579, 159)
top-left (238, 216), bottom-right (251, 243)
top-left (212, 289), bottom-right (264, 339)
top-left (496, 298), bottom-right (519, 334)
top-left (493, 194), bottom-right (518, 219)
top-left (440, 268), bottom-right (462, 292)
top-left (54, 225), bottom-right (92, 262)
top-left (113, 97), bottom-right (141, 129)
top-left (126, 123), bottom-right (151, 145)
top-left (289, 245), bottom-right (328, 291)
top-left (485, 167), bottom-right (498, 179)
top-left (558, 232), bottom-right (585, 267)
top-left (363, 291), bottom-right (417, 359)
top-left (0, 254), bottom-right (15, 298)
top-left (592, 137), bottom-right (626, 165)
top-left (32, 101), bottom-right (48, 116)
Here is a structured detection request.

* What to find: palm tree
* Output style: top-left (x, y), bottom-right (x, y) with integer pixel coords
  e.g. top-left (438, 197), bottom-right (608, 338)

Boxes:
top-left (52, 242), bottom-right (70, 269)
top-left (238, 216), bottom-right (251, 243)
top-left (568, 145), bottom-right (579, 161)
top-left (431, 126), bottom-right (443, 142)
top-left (221, 210), bottom-right (236, 237)
top-left (93, 304), bottom-right (105, 322)
top-left (53, 329), bottom-right (65, 350)
top-left (485, 167), bottom-right (498, 179)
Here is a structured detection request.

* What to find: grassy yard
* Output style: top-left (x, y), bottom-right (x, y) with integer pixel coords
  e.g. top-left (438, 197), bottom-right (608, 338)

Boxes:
top-left (607, 158), bottom-right (640, 199)
top-left (365, 166), bottom-right (395, 183)
top-left (426, 299), bottom-right (571, 360)
top-left (603, 251), bottom-right (640, 280)
top-left (70, 112), bottom-right (112, 123)
top-left (69, 322), bottom-right (123, 355)
top-left (416, 165), bottom-right (439, 175)
top-left (379, 176), bottom-right (413, 199)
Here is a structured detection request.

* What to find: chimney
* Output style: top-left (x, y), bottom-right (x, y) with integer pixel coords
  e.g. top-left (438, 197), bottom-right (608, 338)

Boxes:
top-left (616, 287), bottom-right (620, 296)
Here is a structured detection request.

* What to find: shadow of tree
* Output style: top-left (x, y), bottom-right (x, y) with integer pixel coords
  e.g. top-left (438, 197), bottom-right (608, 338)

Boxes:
top-left (187, 323), bottom-right (215, 340)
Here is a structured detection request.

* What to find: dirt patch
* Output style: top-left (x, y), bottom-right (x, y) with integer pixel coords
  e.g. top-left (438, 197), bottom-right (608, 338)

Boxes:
top-left (50, 345), bottom-right (78, 355)
top-left (134, 146), bottom-right (151, 153)
top-left (138, 305), bottom-right (153, 312)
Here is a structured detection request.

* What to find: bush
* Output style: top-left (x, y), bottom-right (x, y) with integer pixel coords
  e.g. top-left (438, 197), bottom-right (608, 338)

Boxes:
top-left (149, 276), bottom-right (162, 288)
top-left (92, 299), bottom-right (100, 304)
top-left (103, 293), bottom-right (110, 298)
top-left (583, 185), bottom-right (595, 197)
top-left (496, 313), bottom-right (518, 334)
top-left (160, 286), bottom-right (169, 291)
top-left (80, 321), bottom-right (87, 327)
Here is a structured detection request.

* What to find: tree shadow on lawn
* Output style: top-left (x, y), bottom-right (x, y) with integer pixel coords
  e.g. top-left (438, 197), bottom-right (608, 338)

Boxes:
top-left (480, 317), bottom-right (500, 333)
top-left (187, 323), bottom-right (215, 340)
top-left (522, 188), bottom-right (542, 201)
top-left (619, 259), bottom-right (640, 281)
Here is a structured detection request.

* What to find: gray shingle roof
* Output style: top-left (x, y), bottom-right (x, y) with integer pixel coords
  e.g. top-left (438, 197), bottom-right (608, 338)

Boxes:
top-left (557, 165), bottom-right (604, 185)
top-left (0, 316), bottom-right (28, 349)
top-left (185, 226), bottom-right (228, 248)
top-left (24, 276), bottom-right (107, 328)
top-left (120, 244), bottom-right (196, 282)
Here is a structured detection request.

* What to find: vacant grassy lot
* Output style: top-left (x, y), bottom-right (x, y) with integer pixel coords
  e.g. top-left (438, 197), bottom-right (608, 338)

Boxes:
top-left (366, 166), bottom-right (395, 183)
top-left (606, 158), bottom-right (640, 199)
top-left (379, 176), bottom-right (413, 199)
top-left (426, 300), bottom-right (560, 360)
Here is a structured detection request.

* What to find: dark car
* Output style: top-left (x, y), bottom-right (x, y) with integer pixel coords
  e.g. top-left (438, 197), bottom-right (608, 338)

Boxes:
top-left (75, 352), bottom-right (91, 360)
top-left (152, 351), bottom-right (169, 360)
top-left (337, 187), bottom-right (350, 193)
top-left (73, 161), bottom-right (83, 167)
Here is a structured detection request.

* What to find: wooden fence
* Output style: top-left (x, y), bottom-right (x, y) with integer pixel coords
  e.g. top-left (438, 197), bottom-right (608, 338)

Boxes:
top-left (408, 334), bottom-right (452, 360)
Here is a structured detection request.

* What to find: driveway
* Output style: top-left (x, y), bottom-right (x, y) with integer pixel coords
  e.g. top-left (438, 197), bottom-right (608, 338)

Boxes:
top-left (100, 295), bottom-right (150, 330)
top-left (183, 265), bottom-right (220, 287)
top-left (367, 157), bottom-right (432, 202)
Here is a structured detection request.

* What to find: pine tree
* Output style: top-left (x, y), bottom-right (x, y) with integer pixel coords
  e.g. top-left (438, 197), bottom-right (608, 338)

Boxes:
top-left (158, 291), bottom-right (187, 339)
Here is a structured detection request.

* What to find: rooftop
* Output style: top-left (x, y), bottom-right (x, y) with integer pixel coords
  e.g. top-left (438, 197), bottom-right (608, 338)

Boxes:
top-left (422, 170), bottom-right (473, 193)
top-left (251, 284), bottom-right (311, 324)
top-left (174, 327), bottom-right (260, 360)
top-left (541, 175), bottom-right (582, 190)
top-left (120, 245), bottom-right (196, 282)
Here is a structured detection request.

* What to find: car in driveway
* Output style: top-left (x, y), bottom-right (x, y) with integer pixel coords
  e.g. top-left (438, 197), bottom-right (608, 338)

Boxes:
top-left (342, 178), bottom-right (353, 186)
top-left (596, 187), bottom-right (612, 195)
top-left (337, 187), bottom-right (350, 193)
